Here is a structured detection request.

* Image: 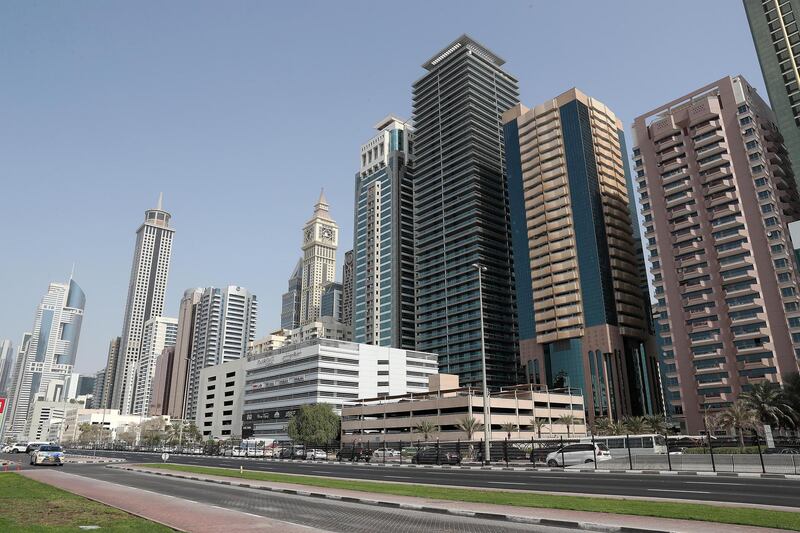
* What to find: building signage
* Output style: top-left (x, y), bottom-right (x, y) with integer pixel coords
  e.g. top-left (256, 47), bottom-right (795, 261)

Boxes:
top-left (0, 397), bottom-right (5, 415)
top-left (243, 408), bottom-right (298, 423)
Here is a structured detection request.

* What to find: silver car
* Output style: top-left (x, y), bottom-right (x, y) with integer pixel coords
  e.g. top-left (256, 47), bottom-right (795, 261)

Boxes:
top-left (30, 445), bottom-right (65, 466)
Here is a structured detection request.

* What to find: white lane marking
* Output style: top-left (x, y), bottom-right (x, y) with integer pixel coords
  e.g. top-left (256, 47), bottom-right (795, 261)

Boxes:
top-left (487, 481), bottom-right (526, 485)
top-left (311, 470), bottom-right (335, 474)
top-left (647, 488), bottom-right (710, 494)
top-left (684, 481), bottom-right (747, 486)
top-left (384, 475), bottom-right (412, 479)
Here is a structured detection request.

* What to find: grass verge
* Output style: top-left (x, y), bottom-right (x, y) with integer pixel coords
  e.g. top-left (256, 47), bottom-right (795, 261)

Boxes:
top-left (0, 472), bottom-right (174, 532)
top-left (144, 462), bottom-right (800, 531)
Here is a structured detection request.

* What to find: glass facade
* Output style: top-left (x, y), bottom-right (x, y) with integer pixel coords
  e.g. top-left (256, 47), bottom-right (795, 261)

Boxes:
top-left (413, 36), bottom-right (520, 388)
top-left (353, 119), bottom-right (415, 349)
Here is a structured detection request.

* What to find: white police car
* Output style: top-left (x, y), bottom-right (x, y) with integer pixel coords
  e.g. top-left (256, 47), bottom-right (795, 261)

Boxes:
top-left (30, 445), bottom-right (65, 466)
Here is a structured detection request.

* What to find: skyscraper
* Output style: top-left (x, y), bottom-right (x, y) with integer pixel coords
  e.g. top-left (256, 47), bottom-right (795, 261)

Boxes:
top-left (0, 340), bottom-right (14, 397)
top-left (280, 259), bottom-right (303, 330)
top-left (744, 0), bottom-right (800, 182)
top-left (632, 75), bottom-right (800, 432)
top-left (4, 279), bottom-right (85, 439)
top-left (503, 89), bottom-right (661, 423)
top-left (185, 286), bottom-right (257, 420)
top-left (165, 288), bottom-right (203, 419)
top-left (352, 116), bottom-right (416, 348)
top-left (1, 333), bottom-right (30, 439)
top-left (342, 250), bottom-right (354, 327)
top-left (412, 35), bottom-right (520, 388)
top-left (112, 194), bottom-right (175, 414)
top-left (300, 192), bottom-right (339, 325)
top-left (132, 316), bottom-right (178, 416)
top-left (99, 337), bottom-right (120, 409)
top-left (320, 282), bottom-right (343, 322)
top-left (91, 367), bottom-right (105, 409)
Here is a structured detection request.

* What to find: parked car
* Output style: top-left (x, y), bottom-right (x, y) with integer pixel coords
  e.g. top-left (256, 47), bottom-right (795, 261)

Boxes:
top-left (372, 448), bottom-right (400, 459)
top-left (546, 443), bottom-right (612, 467)
top-left (30, 445), bottom-right (64, 466)
top-left (411, 446), bottom-right (461, 465)
top-left (336, 447), bottom-right (372, 462)
top-left (1, 444), bottom-right (13, 453)
top-left (305, 449), bottom-right (327, 460)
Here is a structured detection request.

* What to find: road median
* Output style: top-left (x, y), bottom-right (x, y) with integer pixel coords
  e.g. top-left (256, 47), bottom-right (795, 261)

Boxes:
top-left (131, 462), bottom-right (800, 532)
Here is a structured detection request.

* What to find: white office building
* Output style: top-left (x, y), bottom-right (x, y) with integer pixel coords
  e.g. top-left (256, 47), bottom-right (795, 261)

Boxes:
top-left (4, 279), bottom-right (85, 440)
top-left (112, 194), bottom-right (175, 414)
top-left (185, 286), bottom-right (257, 420)
top-left (27, 400), bottom-right (69, 442)
top-left (242, 339), bottom-right (439, 440)
top-left (133, 316), bottom-right (178, 416)
top-left (196, 358), bottom-right (246, 439)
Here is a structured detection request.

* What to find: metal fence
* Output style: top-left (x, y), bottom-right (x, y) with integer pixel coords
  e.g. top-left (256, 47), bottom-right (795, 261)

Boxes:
top-left (67, 432), bottom-right (800, 474)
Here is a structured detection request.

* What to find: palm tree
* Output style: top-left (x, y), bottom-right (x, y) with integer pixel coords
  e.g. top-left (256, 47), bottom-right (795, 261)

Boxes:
top-left (413, 420), bottom-right (439, 442)
top-left (610, 420), bottom-right (627, 436)
top-left (622, 416), bottom-right (647, 434)
top-left (500, 422), bottom-right (517, 439)
top-left (592, 417), bottom-right (613, 436)
top-left (556, 415), bottom-right (576, 438)
top-left (740, 382), bottom-right (797, 429)
top-left (456, 416), bottom-right (483, 440)
top-left (718, 400), bottom-right (759, 448)
top-left (529, 418), bottom-right (548, 438)
top-left (643, 415), bottom-right (667, 435)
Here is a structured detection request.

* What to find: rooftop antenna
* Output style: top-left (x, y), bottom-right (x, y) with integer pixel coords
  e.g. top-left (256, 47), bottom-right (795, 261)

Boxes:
top-left (157, 192), bottom-right (164, 210)
top-left (69, 262), bottom-right (75, 280)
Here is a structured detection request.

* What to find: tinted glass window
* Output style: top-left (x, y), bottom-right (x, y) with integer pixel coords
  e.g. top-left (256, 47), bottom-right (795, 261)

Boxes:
top-left (39, 446), bottom-right (61, 452)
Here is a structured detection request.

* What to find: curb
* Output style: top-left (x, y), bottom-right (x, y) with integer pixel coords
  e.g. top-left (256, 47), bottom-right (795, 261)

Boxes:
top-left (111, 465), bottom-right (674, 533)
top-left (67, 456), bottom-right (126, 464)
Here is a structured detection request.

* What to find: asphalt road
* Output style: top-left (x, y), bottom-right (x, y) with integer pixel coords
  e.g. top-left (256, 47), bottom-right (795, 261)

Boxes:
top-left (51, 449), bottom-right (800, 508)
top-left (48, 463), bottom-right (569, 533)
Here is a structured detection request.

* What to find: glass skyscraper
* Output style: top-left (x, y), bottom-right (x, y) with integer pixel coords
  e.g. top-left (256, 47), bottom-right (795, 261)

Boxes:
top-left (353, 116), bottom-right (415, 348)
top-left (744, 0), bottom-right (800, 184)
top-left (412, 35), bottom-right (520, 388)
top-left (3, 279), bottom-right (85, 440)
top-left (504, 89), bottom-right (661, 423)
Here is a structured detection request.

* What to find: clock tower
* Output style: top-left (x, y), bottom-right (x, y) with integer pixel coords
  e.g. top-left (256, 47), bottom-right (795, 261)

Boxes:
top-left (300, 190), bottom-right (339, 324)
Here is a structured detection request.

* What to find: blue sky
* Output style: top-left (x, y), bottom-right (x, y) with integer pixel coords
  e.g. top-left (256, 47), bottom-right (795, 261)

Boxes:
top-left (0, 1), bottom-right (764, 374)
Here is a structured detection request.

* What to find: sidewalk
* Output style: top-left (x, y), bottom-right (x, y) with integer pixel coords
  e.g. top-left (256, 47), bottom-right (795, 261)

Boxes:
top-left (118, 464), bottom-right (789, 533)
top-left (21, 468), bottom-right (326, 533)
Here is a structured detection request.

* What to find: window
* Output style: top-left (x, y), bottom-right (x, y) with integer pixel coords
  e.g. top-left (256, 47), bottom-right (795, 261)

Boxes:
top-left (223, 410), bottom-right (233, 416)
top-left (224, 390), bottom-right (234, 397)
top-left (782, 287), bottom-right (796, 297)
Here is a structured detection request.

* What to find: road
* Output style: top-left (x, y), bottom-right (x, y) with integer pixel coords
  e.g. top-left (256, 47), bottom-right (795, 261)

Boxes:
top-left (12, 459), bottom-right (571, 533)
top-left (43, 449), bottom-right (800, 508)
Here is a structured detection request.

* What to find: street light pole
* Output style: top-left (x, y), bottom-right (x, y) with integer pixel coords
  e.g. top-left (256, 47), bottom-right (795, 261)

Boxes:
top-left (472, 263), bottom-right (491, 465)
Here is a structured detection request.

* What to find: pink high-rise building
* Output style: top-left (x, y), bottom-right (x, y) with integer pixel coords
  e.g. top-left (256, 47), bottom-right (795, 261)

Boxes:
top-left (632, 76), bottom-right (800, 433)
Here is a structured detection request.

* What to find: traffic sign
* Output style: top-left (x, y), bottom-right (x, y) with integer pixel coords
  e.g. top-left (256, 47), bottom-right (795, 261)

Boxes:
top-left (161, 452), bottom-right (169, 462)
top-left (0, 397), bottom-right (6, 415)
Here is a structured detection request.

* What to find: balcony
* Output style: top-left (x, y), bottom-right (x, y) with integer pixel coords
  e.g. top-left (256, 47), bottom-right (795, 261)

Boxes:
top-left (705, 190), bottom-right (738, 209)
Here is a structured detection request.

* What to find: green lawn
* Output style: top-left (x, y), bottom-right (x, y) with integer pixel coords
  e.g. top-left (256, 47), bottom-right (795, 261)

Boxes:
top-left (0, 473), bottom-right (174, 532)
top-left (145, 463), bottom-right (800, 531)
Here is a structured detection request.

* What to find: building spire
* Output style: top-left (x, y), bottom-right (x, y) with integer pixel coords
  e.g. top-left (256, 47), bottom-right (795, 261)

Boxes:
top-left (317, 188), bottom-right (328, 208)
top-left (157, 192), bottom-right (164, 211)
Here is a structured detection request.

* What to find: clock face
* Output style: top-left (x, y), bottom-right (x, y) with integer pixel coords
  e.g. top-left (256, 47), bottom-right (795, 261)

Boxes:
top-left (320, 226), bottom-right (335, 241)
